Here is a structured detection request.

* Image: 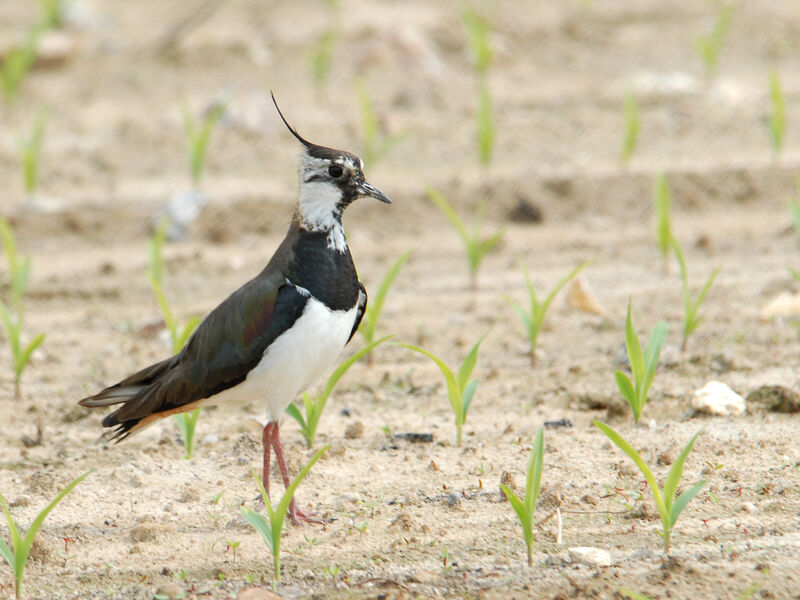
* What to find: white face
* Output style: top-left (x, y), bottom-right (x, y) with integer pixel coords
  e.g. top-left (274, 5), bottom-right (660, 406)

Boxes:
top-left (297, 153), bottom-right (361, 251)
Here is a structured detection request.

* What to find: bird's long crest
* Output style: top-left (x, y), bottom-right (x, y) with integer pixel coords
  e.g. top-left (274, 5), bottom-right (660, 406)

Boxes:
top-left (270, 91), bottom-right (312, 148)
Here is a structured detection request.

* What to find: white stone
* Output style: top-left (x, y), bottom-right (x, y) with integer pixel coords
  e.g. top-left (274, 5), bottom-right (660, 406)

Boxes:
top-left (568, 546), bottom-right (612, 568)
top-left (691, 381), bottom-right (745, 416)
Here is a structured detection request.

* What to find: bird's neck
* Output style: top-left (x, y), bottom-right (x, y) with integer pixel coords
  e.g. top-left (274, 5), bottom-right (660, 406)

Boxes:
top-left (297, 182), bottom-right (347, 252)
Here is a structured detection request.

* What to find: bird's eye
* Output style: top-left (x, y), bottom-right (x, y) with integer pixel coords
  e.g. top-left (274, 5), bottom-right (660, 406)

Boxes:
top-left (328, 165), bottom-right (344, 178)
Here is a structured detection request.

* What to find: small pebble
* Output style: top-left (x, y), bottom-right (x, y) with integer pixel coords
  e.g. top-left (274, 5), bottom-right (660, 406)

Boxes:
top-left (568, 546), bottom-right (611, 567)
top-left (344, 421), bottom-right (364, 439)
top-left (201, 433), bottom-right (219, 445)
top-left (154, 584), bottom-right (185, 600)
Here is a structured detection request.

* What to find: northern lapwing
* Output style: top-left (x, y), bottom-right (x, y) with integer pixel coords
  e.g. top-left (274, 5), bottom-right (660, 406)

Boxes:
top-left (79, 93), bottom-right (391, 524)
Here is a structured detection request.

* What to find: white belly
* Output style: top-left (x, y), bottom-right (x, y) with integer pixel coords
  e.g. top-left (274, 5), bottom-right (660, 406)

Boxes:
top-left (210, 297), bottom-right (358, 421)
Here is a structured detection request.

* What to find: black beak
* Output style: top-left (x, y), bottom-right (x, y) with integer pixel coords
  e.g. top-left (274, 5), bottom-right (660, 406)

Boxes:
top-left (358, 180), bottom-right (391, 204)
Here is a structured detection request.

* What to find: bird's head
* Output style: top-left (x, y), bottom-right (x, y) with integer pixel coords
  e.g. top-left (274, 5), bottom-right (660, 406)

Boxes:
top-left (271, 93), bottom-right (390, 234)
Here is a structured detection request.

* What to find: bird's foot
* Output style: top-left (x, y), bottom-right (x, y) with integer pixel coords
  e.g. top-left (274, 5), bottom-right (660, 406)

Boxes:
top-left (289, 498), bottom-right (325, 526)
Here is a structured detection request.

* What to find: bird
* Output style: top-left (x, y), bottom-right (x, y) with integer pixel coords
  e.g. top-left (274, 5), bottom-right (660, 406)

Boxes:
top-left (79, 93), bottom-right (391, 524)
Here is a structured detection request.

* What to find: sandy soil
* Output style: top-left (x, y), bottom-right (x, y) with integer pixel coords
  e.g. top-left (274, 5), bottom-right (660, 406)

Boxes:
top-left (1, 1), bottom-right (800, 599)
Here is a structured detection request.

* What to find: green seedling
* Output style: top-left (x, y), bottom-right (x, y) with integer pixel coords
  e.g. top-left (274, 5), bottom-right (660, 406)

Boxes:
top-left (671, 237), bottom-right (721, 352)
top-left (286, 336), bottom-right (390, 448)
top-left (400, 332), bottom-right (488, 446)
top-left (426, 185), bottom-right (503, 288)
top-left (462, 4), bottom-right (493, 165)
top-left (0, 217), bottom-right (32, 310)
top-left (500, 428), bottom-right (544, 567)
top-left (768, 70), bottom-right (786, 155)
top-left (593, 422), bottom-right (706, 554)
top-left (654, 174), bottom-right (672, 264)
top-left (0, 217), bottom-right (44, 397)
top-left (621, 90), bottom-right (640, 165)
top-left (17, 111), bottom-right (48, 198)
top-left (507, 260), bottom-right (590, 365)
top-left (0, 302), bottom-right (46, 399)
top-left (615, 300), bottom-right (668, 424)
top-left (147, 219), bottom-right (201, 354)
top-left (241, 446), bottom-right (329, 587)
top-left (180, 98), bottom-right (228, 187)
top-left (359, 251), bottom-right (411, 361)
top-left (0, 25), bottom-right (42, 104)
top-left (476, 79), bottom-right (494, 167)
top-left (0, 471), bottom-right (91, 599)
top-left (38, 0), bottom-right (66, 29)
top-left (308, 28), bottom-right (339, 87)
top-left (147, 219), bottom-right (202, 457)
top-left (356, 80), bottom-right (402, 167)
top-left (695, 4), bottom-right (734, 76)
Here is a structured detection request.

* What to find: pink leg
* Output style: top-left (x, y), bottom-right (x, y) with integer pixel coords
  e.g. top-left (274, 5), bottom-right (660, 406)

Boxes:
top-left (269, 422), bottom-right (324, 526)
top-left (261, 422), bottom-right (274, 498)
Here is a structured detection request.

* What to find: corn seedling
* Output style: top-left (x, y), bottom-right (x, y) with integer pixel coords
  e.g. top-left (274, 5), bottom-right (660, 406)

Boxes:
top-left (593, 422), bottom-right (706, 554)
top-left (768, 70), bottom-right (786, 155)
top-left (17, 111), bottom-right (48, 198)
top-left (426, 185), bottom-right (503, 288)
top-left (615, 300), bottom-right (668, 424)
top-left (308, 28), bottom-right (339, 87)
top-left (0, 218), bottom-right (32, 310)
top-left (38, 0), bottom-right (66, 29)
top-left (0, 470), bottom-right (91, 599)
top-left (286, 336), bottom-right (390, 448)
top-left (619, 590), bottom-right (654, 600)
top-left (462, 4), bottom-right (494, 166)
top-left (695, 4), bottom-right (734, 76)
top-left (671, 237), bottom-right (721, 353)
top-left (500, 428), bottom-right (544, 567)
top-left (0, 218), bottom-right (43, 398)
top-left (181, 98), bottom-right (228, 188)
top-left (359, 250), bottom-right (411, 361)
top-left (0, 302), bottom-right (46, 399)
top-left (0, 25), bottom-right (42, 105)
top-left (355, 80), bottom-right (402, 167)
top-left (147, 219), bottom-right (202, 457)
top-left (507, 260), bottom-right (590, 365)
top-left (241, 446), bottom-right (328, 587)
top-left (621, 90), bottom-right (640, 165)
top-left (400, 332), bottom-right (488, 446)
top-left (654, 174), bottom-right (672, 265)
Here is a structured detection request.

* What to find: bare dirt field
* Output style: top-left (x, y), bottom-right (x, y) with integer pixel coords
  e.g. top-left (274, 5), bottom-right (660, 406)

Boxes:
top-left (1, 1), bottom-right (799, 599)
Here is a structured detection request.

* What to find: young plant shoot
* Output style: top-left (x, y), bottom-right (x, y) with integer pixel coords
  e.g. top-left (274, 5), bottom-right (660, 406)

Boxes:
top-left (401, 332), bottom-right (488, 446)
top-left (694, 4), bottom-right (734, 76)
top-left (359, 250), bottom-right (411, 362)
top-left (508, 260), bottom-right (590, 365)
top-left (181, 98), bottom-right (228, 188)
top-left (17, 111), bottom-right (47, 199)
top-left (593, 422), bottom-right (706, 554)
top-left (654, 174), bottom-right (672, 266)
top-left (356, 79), bottom-right (402, 167)
top-left (768, 70), bottom-right (786, 155)
top-left (462, 4), bottom-right (494, 166)
top-left (615, 300), bottom-right (668, 424)
top-left (621, 90), bottom-right (640, 165)
top-left (0, 218), bottom-right (44, 397)
top-left (671, 236), bottom-right (721, 353)
top-left (241, 446), bottom-right (328, 587)
top-left (0, 471), bottom-right (91, 600)
top-left (0, 218), bottom-right (32, 310)
top-left (426, 185), bottom-right (503, 288)
top-left (0, 25), bottom-right (42, 105)
top-left (286, 336), bottom-right (391, 448)
top-left (147, 219), bottom-right (202, 457)
top-left (500, 428), bottom-right (545, 567)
